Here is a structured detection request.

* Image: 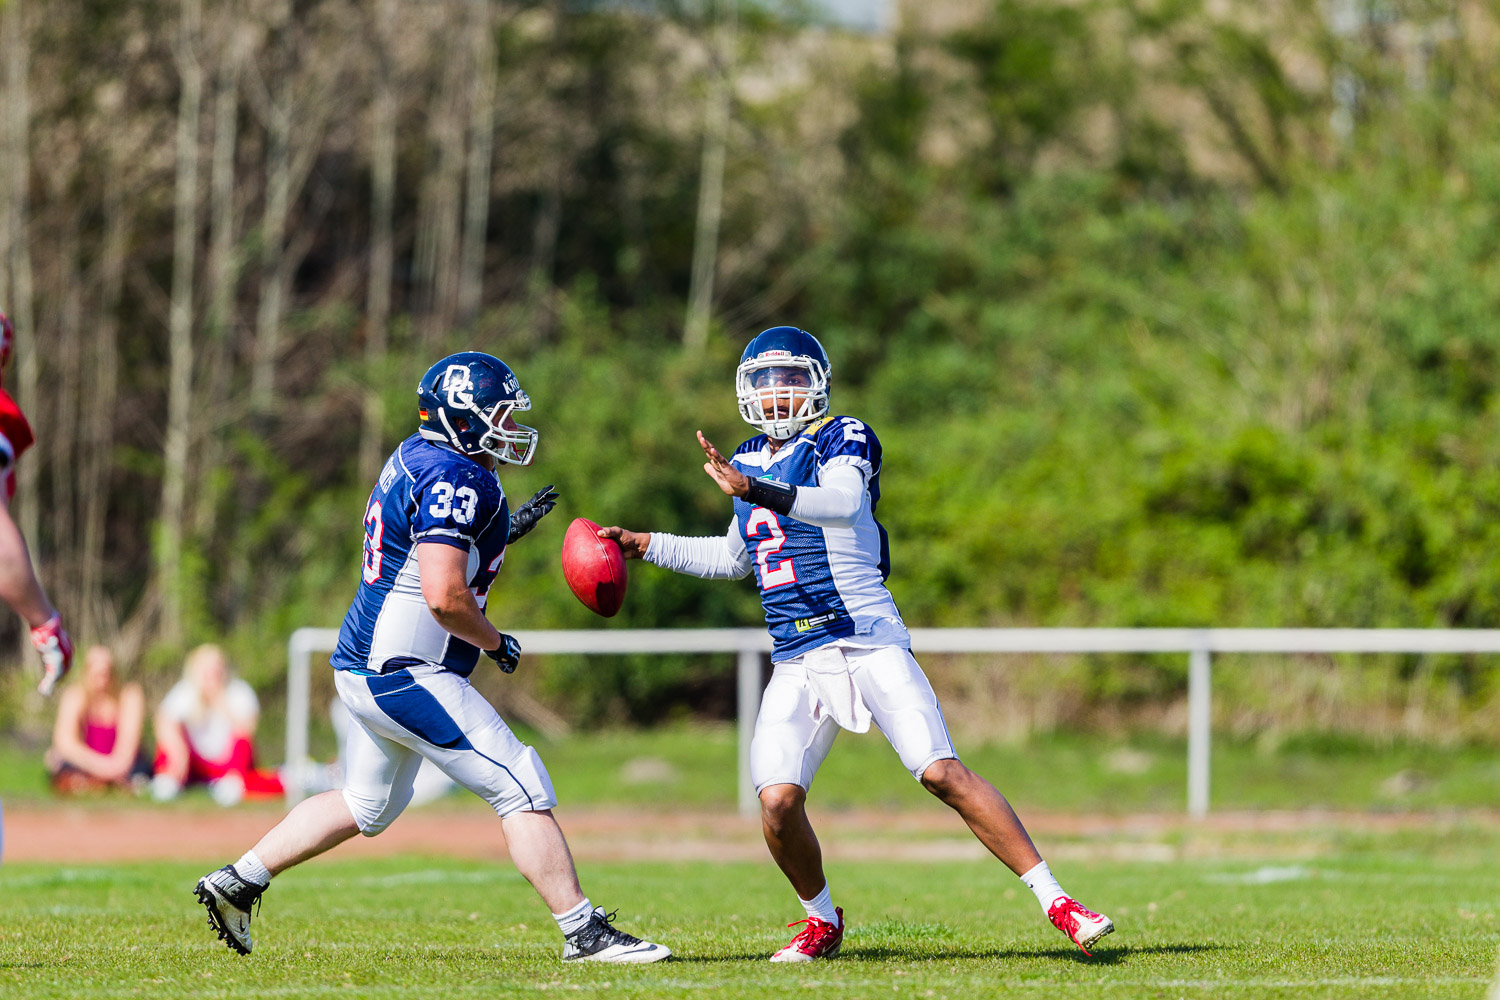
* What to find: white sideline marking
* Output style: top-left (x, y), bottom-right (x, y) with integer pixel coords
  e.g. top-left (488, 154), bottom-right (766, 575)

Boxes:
top-left (0, 867), bottom-right (120, 888)
top-left (297, 868), bottom-right (527, 888)
top-left (1490, 946), bottom-right (1500, 1000)
top-left (1205, 864), bottom-right (1313, 884)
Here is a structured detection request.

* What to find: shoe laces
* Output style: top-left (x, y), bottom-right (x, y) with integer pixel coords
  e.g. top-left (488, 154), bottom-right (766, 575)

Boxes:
top-left (1050, 898), bottom-right (1099, 928)
top-left (1048, 898), bottom-right (1103, 953)
top-left (785, 915), bottom-right (837, 951)
top-left (579, 908), bottom-right (641, 948)
top-left (215, 868), bottom-right (265, 912)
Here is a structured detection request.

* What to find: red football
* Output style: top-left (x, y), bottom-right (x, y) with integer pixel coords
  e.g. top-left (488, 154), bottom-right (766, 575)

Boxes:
top-left (561, 517), bottom-right (628, 617)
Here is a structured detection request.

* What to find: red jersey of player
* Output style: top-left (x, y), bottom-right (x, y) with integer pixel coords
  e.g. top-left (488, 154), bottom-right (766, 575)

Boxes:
top-left (0, 310), bottom-right (72, 695)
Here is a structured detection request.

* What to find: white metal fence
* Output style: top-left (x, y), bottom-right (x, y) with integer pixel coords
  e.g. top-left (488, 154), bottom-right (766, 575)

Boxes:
top-left (284, 627), bottom-right (1500, 816)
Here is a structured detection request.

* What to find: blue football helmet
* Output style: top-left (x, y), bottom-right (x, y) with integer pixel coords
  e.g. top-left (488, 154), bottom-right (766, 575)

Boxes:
top-left (736, 326), bottom-right (832, 440)
top-left (417, 352), bottom-right (538, 465)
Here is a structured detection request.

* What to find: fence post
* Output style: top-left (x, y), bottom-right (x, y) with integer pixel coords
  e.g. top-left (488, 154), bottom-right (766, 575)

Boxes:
top-left (284, 629), bottom-right (311, 804)
top-left (737, 646), bottom-right (763, 817)
top-left (1187, 643), bottom-right (1212, 818)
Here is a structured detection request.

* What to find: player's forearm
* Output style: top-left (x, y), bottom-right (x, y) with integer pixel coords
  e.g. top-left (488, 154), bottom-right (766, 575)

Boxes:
top-left (0, 503), bottom-right (56, 627)
top-left (643, 532), bottom-right (751, 579)
top-left (428, 592), bottom-right (503, 651)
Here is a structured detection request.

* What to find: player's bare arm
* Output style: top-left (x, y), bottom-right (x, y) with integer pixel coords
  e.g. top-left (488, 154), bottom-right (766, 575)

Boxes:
top-left (0, 486), bottom-right (74, 694)
top-left (416, 541), bottom-right (505, 652)
top-left (0, 490), bottom-right (58, 629)
top-left (595, 525), bottom-right (651, 560)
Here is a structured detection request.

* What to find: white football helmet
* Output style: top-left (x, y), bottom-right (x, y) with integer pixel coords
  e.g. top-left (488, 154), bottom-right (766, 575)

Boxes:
top-left (735, 326), bottom-right (831, 441)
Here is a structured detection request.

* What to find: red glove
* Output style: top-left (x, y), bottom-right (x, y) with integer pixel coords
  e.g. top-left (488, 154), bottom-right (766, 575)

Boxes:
top-left (32, 613), bottom-right (73, 697)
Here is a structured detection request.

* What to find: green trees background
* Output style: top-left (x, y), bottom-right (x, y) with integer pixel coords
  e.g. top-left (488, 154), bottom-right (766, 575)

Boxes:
top-left (2, 0), bottom-right (1498, 740)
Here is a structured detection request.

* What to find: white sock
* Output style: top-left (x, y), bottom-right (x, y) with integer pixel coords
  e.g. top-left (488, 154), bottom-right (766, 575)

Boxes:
top-left (553, 897), bottom-right (594, 937)
top-left (234, 850), bottom-right (272, 888)
top-left (1020, 860), bottom-right (1067, 913)
top-left (799, 883), bottom-right (839, 925)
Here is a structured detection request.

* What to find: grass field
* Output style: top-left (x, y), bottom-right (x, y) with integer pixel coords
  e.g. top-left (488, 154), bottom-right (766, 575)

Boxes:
top-left (5, 723), bottom-right (1500, 812)
top-left (5, 724), bottom-right (1498, 997)
top-left (3, 824), bottom-right (1498, 999)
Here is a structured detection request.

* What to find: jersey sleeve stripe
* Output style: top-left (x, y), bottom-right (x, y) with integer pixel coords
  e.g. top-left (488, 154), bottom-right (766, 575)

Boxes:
top-left (817, 454), bottom-right (872, 479)
top-left (413, 528), bottom-right (475, 544)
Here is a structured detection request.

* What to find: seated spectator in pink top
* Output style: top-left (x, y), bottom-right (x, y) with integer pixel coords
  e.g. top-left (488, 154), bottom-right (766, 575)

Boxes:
top-left (151, 644), bottom-right (283, 805)
top-left (46, 645), bottom-right (148, 795)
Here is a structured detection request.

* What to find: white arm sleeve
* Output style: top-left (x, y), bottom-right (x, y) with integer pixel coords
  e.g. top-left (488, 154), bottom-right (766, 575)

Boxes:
top-left (789, 462), bottom-right (867, 529)
top-left (643, 518), bottom-right (753, 580)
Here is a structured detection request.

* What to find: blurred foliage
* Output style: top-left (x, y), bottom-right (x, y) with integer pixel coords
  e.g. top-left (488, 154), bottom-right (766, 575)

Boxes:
top-left (6, 0), bottom-right (1500, 738)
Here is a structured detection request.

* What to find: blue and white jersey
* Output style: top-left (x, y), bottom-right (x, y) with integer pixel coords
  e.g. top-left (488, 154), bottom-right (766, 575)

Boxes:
top-left (731, 415), bottom-right (906, 661)
top-left (331, 434), bottom-right (510, 677)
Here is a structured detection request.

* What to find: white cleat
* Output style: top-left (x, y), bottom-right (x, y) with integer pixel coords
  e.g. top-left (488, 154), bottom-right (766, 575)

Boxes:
top-left (1047, 896), bottom-right (1114, 956)
top-left (562, 907), bottom-right (671, 964)
top-left (194, 865), bottom-right (265, 955)
top-left (769, 908), bottom-right (844, 962)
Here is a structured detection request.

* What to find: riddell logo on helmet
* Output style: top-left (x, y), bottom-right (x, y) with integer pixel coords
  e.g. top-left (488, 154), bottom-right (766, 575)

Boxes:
top-left (757, 350), bottom-right (794, 361)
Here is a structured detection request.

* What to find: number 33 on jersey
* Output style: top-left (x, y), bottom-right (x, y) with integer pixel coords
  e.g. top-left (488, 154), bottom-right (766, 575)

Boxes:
top-left (338, 433), bottom-right (511, 676)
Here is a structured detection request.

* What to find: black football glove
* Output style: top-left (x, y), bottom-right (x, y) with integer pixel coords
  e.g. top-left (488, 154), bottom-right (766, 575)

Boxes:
top-left (507, 485), bottom-right (560, 545)
top-left (485, 632), bottom-right (521, 673)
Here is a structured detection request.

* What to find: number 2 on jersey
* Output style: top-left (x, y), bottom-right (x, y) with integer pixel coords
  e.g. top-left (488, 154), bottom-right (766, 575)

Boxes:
top-left (746, 507), bottom-right (796, 589)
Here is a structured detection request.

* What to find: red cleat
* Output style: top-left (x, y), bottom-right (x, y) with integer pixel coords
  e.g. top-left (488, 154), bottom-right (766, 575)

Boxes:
top-left (770, 907), bottom-right (844, 963)
top-left (1048, 897), bottom-right (1114, 955)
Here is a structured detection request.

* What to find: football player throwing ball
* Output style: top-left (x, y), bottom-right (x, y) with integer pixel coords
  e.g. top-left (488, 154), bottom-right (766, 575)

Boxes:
top-left (599, 327), bottom-right (1112, 961)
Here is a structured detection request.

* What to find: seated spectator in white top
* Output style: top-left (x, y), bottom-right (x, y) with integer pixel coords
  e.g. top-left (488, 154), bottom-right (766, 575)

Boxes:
top-left (152, 644), bottom-right (283, 804)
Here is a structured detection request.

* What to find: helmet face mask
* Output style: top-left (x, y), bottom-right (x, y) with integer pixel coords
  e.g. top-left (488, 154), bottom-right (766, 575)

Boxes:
top-left (475, 396), bottom-right (538, 466)
top-left (417, 352), bottom-right (538, 465)
top-left (735, 327), bottom-right (831, 441)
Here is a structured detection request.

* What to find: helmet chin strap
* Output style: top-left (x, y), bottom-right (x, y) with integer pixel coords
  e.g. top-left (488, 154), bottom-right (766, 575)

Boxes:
top-left (437, 407), bottom-right (467, 451)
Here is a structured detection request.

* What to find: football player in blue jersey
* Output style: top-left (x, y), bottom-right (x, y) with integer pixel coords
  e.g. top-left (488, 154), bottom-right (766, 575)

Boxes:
top-left (600, 327), bottom-right (1113, 961)
top-left (195, 352), bottom-right (669, 964)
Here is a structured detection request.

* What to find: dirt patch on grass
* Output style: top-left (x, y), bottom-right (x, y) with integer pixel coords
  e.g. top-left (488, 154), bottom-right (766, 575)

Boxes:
top-left (6, 801), bottom-right (1500, 866)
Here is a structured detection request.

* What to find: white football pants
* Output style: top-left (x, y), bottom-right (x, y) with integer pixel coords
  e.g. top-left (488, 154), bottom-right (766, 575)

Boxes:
top-left (750, 642), bottom-right (958, 794)
top-left (334, 664), bottom-right (556, 835)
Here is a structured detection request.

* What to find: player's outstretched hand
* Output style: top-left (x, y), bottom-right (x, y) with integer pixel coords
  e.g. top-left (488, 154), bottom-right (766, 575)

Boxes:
top-left (596, 525), bottom-right (650, 560)
top-left (485, 632), bottom-right (521, 674)
top-left (32, 613), bottom-right (74, 697)
top-left (507, 484), bottom-right (560, 545)
top-left (698, 430), bottom-right (749, 498)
